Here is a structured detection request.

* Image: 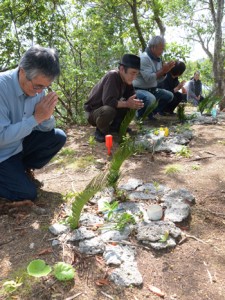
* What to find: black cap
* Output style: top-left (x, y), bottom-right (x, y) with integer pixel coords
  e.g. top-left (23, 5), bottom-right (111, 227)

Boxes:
top-left (119, 54), bottom-right (141, 70)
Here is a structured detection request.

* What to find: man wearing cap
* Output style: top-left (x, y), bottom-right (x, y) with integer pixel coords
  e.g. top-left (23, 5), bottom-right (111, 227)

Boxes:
top-left (84, 54), bottom-right (144, 142)
top-left (133, 36), bottom-right (175, 119)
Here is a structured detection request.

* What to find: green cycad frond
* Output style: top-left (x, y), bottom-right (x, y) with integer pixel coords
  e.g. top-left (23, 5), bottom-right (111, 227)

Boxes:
top-left (141, 100), bottom-right (158, 121)
top-left (119, 109), bottom-right (136, 142)
top-left (69, 170), bottom-right (108, 229)
top-left (69, 137), bottom-right (139, 229)
top-left (198, 92), bottom-right (220, 114)
top-left (107, 138), bottom-right (137, 187)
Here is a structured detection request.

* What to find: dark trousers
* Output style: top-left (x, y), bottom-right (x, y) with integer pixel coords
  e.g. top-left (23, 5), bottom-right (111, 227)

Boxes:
top-left (164, 92), bottom-right (183, 113)
top-left (88, 105), bottom-right (128, 133)
top-left (0, 129), bottom-right (66, 201)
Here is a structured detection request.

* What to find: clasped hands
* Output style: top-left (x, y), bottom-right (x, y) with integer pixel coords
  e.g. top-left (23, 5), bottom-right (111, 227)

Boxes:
top-left (34, 92), bottom-right (58, 124)
top-left (126, 94), bottom-right (144, 110)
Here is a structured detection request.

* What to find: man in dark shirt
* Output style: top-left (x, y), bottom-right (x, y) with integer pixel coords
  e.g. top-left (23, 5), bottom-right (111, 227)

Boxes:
top-left (84, 54), bottom-right (144, 142)
top-left (158, 61), bottom-right (186, 114)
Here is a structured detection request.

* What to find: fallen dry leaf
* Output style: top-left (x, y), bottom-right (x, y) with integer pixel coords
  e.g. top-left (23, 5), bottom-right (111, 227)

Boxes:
top-left (148, 284), bottom-right (165, 298)
top-left (95, 278), bottom-right (110, 286)
top-left (37, 248), bottom-right (53, 256)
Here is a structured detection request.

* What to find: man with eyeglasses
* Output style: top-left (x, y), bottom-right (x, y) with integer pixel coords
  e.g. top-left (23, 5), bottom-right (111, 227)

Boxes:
top-left (0, 45), bottom-right (67, 201)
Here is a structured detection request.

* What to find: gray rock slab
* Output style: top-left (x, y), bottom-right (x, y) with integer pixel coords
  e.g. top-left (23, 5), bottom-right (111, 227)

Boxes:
top-left (79, 212), bottom-right (104, 226)
top-left (162, 188), bottom-right (195, 205)
top-left (49, 223), bottom-right (69, 236)
top-left (155, 141), bottom-right (184, 153)
top-left (109, 261), bottom-right (143, 287)
top-left (89, 187), bottom-right (114, 204)
top-left (118, 178), bottom-right (143, 191)
top-left (118, 202), bottom-right (145, 215)
top-left (136, 183), bottom-right (170, 196)
top-left (128, 191), bottom-right (157, 201)
top-left (103, 244), bottom-right (136, 265)
top-left (100, 226), bottom-right (131, 242)
top-left (136, 221), bottom-right (181, 242)
top-left (78, 237), bottom-right (105, 254)
top-left (164, 202), bottom-right (190, 222)
top-left (143, 236), bottom-right (177, 249)
top-left (68, 226), bottom-right (96, 241)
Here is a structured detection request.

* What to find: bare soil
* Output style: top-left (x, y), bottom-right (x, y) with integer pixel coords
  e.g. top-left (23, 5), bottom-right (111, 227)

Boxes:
top-left (1, 114), bottom-right (225, 300)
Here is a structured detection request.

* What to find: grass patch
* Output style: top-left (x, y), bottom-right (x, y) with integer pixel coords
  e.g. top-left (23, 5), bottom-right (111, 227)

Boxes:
top-left (176, 146), bottom-right (191, 158)
top-left (192, 165), bottom-right (200, 170)
top-left (164, 164), bottom-right (182, 175)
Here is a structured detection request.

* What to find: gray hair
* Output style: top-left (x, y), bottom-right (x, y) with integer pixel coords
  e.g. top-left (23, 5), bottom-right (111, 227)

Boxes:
top-left (147, 36), bottom-right (166, 49)
top-left (19, 45), bottom-right (60, 80)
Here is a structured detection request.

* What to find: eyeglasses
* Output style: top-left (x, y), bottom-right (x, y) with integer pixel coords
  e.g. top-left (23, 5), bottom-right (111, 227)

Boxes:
top-left (28, 78), bottom-right (51, 91)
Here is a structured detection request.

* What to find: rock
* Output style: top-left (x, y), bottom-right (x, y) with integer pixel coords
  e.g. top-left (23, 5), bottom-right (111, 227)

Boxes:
top-left (128, 191), bottom-right (157, 201)
top-left (68, 226), bottom-right (96, 241)
top-left (79, 212), bottom-right (104, 226)
top-left (99, 226), bottom-right (131, 242)
top-left (79, 237), bottom-right (105, 254)
top-left (103, 244), bottom-right (136, 266)
top-left (49, 223), bottom-right (69, 236)
top-left (146, 204), bottom-right (163, 221)
top-left (118, 178), bottom-right (143, 191)
top-left (136, 221), bottom-right (181, 242)
top-left (89, 187), bottom-right (114, 204)
top-left (162, 188), bottom-right (195, 205)
top-left (164, 202), bottom-right (190, 222)
top-left (144, 236), bottom-right (177, 249)
top-left (109, 261), bottom-right (143, 286)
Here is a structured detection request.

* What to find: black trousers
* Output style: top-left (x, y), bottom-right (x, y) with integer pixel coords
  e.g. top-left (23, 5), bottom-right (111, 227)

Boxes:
top-left (164, 92), bottom-right (183, 113)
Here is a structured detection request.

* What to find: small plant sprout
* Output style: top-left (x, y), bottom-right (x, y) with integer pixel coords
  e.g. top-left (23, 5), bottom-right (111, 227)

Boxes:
top-left (164, 164), bottom-right (182, 175)
top-left (192, 165), bottom-right (200, 170)
top-left (2, 279), bottom-right (23, 294)
top-left (27, 259), bottom-right (52, 277)
top-left (152, 181), bottom-right (160, 190)
top-left (176, 146), bottom-right (191, 158)
top-left (88, 135), bottom-right (96, 153)
top-left (114, 212), bottom-right (136, 231)
top-left (159, 231), bottom-right (170, 243)
top-left (102, 201), bottom-right (119, 220)
top-left (53, 262), bottom-right (75, 281)
top-left (218, 140), bottom-right (225, 146)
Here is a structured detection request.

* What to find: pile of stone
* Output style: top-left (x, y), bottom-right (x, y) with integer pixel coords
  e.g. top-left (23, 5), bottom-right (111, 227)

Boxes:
top-left (49, 179), bottom-right (195, 287)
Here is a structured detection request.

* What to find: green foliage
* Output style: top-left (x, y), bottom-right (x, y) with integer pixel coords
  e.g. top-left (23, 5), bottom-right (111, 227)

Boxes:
top-left (141, 100), bottom-right (159, 121)
top-left (175, 123), bottom-right (191, 133)
top-left (103, 201), bottom-right (119, 220)
top-left (69, 186), bottom-right (101, 229)
top-left (198, 94), bottom-right (220, 114)
top-left (176, 146), bottom-right (191, 158)
top-left (192, 165), bottom-right (200, 170)
top-left (177, 103), bottom-right (186, 122)
top-left (2, 279), bottom-right (23, 294)
top-left (119, 109), bottom-right (136, 143)
top-left (107, 138), bottom-right (138, 187)
top-left (27, 260), bottom-right (52, 278)
top-left (88, 136), bottom-right (97, 153)
top-left (164, 164), bottom-right (182, 175)
top-left (159, 231), bottom-right (170, 243)
top-left (114, 212), bottom-right (136, 231)
top-left (53, 262), bottom-right (75, 281)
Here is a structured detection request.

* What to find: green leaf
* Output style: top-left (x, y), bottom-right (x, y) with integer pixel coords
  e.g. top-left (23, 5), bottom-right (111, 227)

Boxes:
top-left (53, 262), bottom-right (75, 281)
top-left (3, 280), bottom-right (22, 293)
top-left (27, 259), bottom-right (52, 277)
top-left (159, 231), bottom-right (170, 243)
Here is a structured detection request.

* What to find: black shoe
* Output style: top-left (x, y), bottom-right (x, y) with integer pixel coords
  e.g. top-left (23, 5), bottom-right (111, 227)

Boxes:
top-left (94, 128), bottom-right (106, 143)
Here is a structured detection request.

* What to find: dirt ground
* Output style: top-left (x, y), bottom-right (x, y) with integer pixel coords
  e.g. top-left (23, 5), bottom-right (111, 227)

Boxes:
top-left (1, 113), bottom-right (225, 300)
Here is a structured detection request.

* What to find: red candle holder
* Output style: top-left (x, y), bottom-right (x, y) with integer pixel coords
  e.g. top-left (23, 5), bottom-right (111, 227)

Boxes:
top-left (105, 135), bottom-right (113, 155)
